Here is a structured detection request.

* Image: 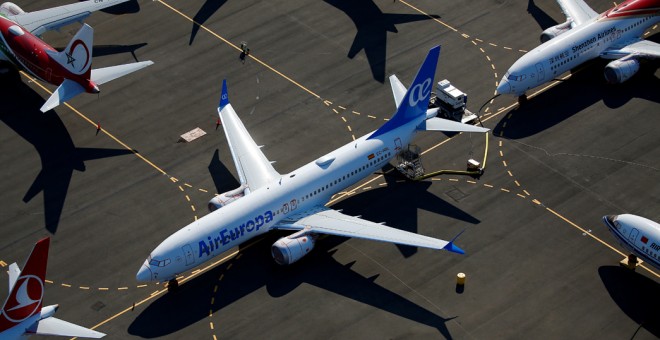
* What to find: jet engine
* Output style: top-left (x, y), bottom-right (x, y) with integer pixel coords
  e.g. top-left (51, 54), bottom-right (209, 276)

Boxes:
top-left (0, 2), bottom-right (25, 16)
top-left (271, 231), bottom-right (316, 265)
top-left (208, 185), bottom-right (246, 212)
top-left (604, 58), bottom-right (640, 84)
top-left (540, 21), bottom-right (572, 43)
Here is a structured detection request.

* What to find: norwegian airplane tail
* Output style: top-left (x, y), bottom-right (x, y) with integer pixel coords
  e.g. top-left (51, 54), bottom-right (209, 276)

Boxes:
top-left (40, 23), bottom-right (153, 112)
top-left (0, 238), bottom-right (105, 338)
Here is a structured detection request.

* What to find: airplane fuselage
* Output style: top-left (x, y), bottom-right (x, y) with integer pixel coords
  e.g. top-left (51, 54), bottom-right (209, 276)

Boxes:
top-left (137, 114), bottom-right (421, 282)
top-left (603, 214), bottom-right (660, 270)
top-left (497, 0), bottom-right (659, 96)
top-left (0, 16), bottom-right (96, 92)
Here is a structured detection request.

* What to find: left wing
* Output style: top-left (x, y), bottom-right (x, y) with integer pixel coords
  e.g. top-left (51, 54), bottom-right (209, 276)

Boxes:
top-left (600, 39), bottom-right (660, 59)
top-left (556, 0), bottom-right (598, 27)
top-left (8, 0), bottom-right (130, 36)
top-left (276, 207), bottom-right (465, 254)
top-left (217, 80), bottom-right (280, 192)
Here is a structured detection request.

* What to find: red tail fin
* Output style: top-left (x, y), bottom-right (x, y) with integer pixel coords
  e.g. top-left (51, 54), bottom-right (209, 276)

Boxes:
top-left (0, 237), bottom-right (49, 331)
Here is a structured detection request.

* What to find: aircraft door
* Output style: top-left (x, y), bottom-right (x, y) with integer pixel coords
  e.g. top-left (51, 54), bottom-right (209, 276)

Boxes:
top-left (628, 228), bottom-right (638, 243)
top-left (182, 244), bottom-right (195, 266)
top-left (535, 63), bottom-right (545, 82)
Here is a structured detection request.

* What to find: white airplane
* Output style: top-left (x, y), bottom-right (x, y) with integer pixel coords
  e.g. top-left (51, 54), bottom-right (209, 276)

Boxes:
top-left (0, 0), bottom-right (153, 112)
top-left (136, 46), bottom-right (489, 288)
top-left (0, 238), bottom-right (105, 338)
top-left (496, 0), bottom-right (660, 99)
top-left (602, 214), bottom-right (660, 270)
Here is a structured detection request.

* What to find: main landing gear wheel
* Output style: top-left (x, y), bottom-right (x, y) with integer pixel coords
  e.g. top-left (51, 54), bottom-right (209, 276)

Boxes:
top-left (517, 94), bottom-right (528, 105)
top-left (167, 278), bottom-right (179, 292)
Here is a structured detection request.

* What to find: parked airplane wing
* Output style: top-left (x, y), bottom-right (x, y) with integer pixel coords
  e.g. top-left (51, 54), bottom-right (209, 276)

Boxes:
top-left (276, 207), bottom-right (464, 254)
top-left (217, 80), bottom-right (280, 191)
top-left (601, 39), bottom-right (660, 59)
top-left (556, 0), bottom-right (598, 27)
top-left (8, 0), bottom-right (130, 36)
top-left (27, 317), bottom-right (105, 338)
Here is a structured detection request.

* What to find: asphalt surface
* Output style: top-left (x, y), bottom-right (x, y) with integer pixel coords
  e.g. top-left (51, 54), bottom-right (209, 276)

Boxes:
top-left (0, 0), bottom-right (658, 339)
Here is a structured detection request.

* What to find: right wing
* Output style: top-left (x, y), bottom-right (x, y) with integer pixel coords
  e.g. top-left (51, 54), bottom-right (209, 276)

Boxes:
top-left (276, 207), bottom-right (465, 254)
top-left (556, 0), bottom-right (598, 27)
top-left (27, 317), bottom-right (105, 338)
top-left (600, 39), bottom-right (660, 59)
top-left (8, 0), bottom-right (130, 36)
top-left (217, 80), bottom-right (280, 192)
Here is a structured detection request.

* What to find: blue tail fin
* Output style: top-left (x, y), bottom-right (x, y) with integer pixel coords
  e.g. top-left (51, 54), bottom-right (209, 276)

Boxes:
top-left (218, 79), bottom-right (230, 111)
top-left (368, 46), bottom-right (441, 139)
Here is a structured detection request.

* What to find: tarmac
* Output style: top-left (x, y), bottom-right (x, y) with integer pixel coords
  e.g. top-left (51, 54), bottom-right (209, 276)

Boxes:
top-left (0, 0), bottom-right (658, 339)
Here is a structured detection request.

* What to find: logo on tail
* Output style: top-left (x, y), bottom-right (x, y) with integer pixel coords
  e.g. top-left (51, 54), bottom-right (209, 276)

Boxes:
top-left (408, 78), bottom-right (432, 107)
top-left (2, 275), bottom-right (44, 323)
top-left (65, 39), bottom-right (91, 73)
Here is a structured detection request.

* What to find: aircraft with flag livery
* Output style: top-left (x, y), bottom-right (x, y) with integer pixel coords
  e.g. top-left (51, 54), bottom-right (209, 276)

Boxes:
top-left (602, 214), bottom-right (660, 270)
top-left (0, 0), bottom-right (153, 112)
top-left (496, 0), bottom-right (660, 99)
top-left (0, 238), bottom-right (105, 338)
top-left (136, 46), bottom-right (489, 289)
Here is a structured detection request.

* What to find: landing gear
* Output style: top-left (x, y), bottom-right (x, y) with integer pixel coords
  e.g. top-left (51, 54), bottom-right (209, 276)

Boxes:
top-left (517, 94), bottom-right (528, 105)
top-left (167, 278), bottom-right (179, 292)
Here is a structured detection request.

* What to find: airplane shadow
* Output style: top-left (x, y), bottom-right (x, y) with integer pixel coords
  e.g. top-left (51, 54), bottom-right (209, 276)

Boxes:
top-left (0, 70), bottom-right (134, 233)
top-left (333, 166), bottom-right (479, 258)
top-left (189, 0), bottom-right (228, 45)
top-left (100, 0), bottom-right (140, 15)
top-left (128, 232), bottom-right (455, 338)
top-left (323, 0), bottom-right (440, 83)
top-left (92, 43), bottom-right (148, 63)
top-left (208, 149), bottom-right (241, 194)
top-left (527, 0), bottom-right (559, 31)
top-left (492, 58), bottom-right (660, 139)
top-left (598, 266), bottom-right (660, 337)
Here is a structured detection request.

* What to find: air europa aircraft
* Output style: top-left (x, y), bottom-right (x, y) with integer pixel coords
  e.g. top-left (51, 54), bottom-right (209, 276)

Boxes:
top-left (0, 0), bottom-right (153, 112)
top-left (497, 0), bottom-right (660, 99)
top-left (136, 46), bottom-right (489, 289)
top-left (0, 238), bottom-right (105, 338)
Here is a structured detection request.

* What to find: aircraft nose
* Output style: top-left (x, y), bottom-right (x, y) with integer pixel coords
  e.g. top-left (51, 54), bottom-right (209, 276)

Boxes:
top-left (136, 261), bottom-right (153, 282)
top-left (603, 215), bottom-right (618, 228)
top-left (496, 78), bottom-right (511, 95)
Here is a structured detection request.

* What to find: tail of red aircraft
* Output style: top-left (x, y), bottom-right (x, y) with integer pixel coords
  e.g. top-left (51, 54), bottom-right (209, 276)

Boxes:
top-left (0, 237), bottom-right (49, 332)
top-left (47, 24), bottom-right (94, 79)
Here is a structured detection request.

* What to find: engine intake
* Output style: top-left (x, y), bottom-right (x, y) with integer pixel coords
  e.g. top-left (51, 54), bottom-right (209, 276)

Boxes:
top-left (271, 232), bottom-right (316, 265)
top-left (208, 185), bottom-right (246, 212)
top-left (604, 58), bottom-right (640, 84)
top-left (0, 2), bottom-right (25, 16)
top-left (540, 21), bottom-right (572, 43)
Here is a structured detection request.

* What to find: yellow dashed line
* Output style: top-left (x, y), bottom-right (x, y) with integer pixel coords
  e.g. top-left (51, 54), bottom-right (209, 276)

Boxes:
top-left (479, 47), bottom-right (485, 53)
top-left (214, 285), bottom-right (218, 293)
top-left (192, 269), bottom-right (201, 275)
top-left (368, 115), bottom-right (377, 119)
top-left (80, 286), bottom-right (89, 290)
top-left (118, 287), bottom-right (128, 290)
top-left (137, 284), bottom-right (148, 288)
top-left (400, 0), bottom-right (458, 32)
top-left (185, 195), bottom-right (190, 202)
top-left (491, 64), bottom-right (495, 70)
top-left (503, 46), bottom-right (512, 50)
top-left (519, 49), bottom-right (528, 53)
top-left (341, 116), bottom-right (347, 122)
top-left (532, 199), bottom-right (541, 205)
top-left (516, 193), bottom-right (526, 198)
top-left (486, 56), bottom-right (491, 61)
top-left (507, 170), bottom-right (513, 177)
top-left (502, 122), bottom-right (507, 128)
top-left (352, 134), bottom-right (356, 141)
top-left (98, 287), bottom-right (109, 291)
top-left (184, 183), bottom-right (192, 188)
top-left (471, 40), bottom-right (477, 45)
top-left (191, 205), bottom-right (196, 212)
top-left (338, 105), bottom-right (346, 110)
top-left (499, 141), bottom-right (502, 147)
top-left (502, 160), bottom-right (508, 167)
top-left (449, 178), bottom-right (459, 182)
top-left (499, 150), bottom-right (503, 157)
top-left (501, 188), bottom-right (510, 193)
top-left (379, 183), bottom-right (387, 186)
top-left (170, 177), bottom-right (178, 182)
top-left (219, 274), bottom-right (224, 281)
top-left (61, 283), bottom-right (71, 288)
top-left (333, 108), bottom-right (339, 114)
top-left (475, 38), bottom-right (483, 42)
top-left (150, 291), bottom-right (160, 297)
top-left (514, 180), bottom-right (521, 187)
top-left (323, 100), bottom-right (332, 106)
top-left (484, 184), bottom-right (493, 188)
top-left (347, 126), bottom-right (352, 132)
top-left (363, 186), bottom-right (372, 190)
top-left (178, 186), bottom-right (184, 192)
top-left (199, 188), bottom-right (208, 193)
top-left (227, 263), bottom-right (233, 270)
top-left (211, 297), bottom-right (215, 305)
top-left (45, 280), bottom-right (53, 284)
top-left (467, 180), bottom-right (477, 184)
top-left (489, 43), bottom-right (497, 47)
top-left (523, 190), bottom-right (530, 196)
top-left (462, 33), bottom-right (470, 38)
top-left (210, 322), bottom-right (214, 330)
top-left (353, 111), bottom-right (360, 115)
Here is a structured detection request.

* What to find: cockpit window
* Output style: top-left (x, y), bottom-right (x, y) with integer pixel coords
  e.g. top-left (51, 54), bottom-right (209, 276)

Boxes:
top-left (506, 73), bottom-right (526, 81)
top-left (149, 258), bottom-right (171, 267)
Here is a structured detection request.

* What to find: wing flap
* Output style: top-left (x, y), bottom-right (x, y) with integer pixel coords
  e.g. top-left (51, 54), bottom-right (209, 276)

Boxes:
top-left (556, 0), bottom-right (598, 27)
top-left (9, 0), bottom-right (130, 36)
top-left (217, 80), bottom-right (279, 191)
top-left (27, 317), bottom-right (105, 338)
top-left (277, 208), bottom-right (464, 253)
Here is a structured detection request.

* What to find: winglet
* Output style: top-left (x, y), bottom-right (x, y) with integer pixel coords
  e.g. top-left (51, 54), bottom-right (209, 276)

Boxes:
top-left (442, 229), bottom-right (466, 255)
top-left (218, 79), bottom-right (230, 111)
top-left (368, 45), bottom-right (441, 140)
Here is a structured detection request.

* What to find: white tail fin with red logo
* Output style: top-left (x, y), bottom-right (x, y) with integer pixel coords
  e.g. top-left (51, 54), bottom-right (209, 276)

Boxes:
top-left (46, 23), bottom-right (94, 78)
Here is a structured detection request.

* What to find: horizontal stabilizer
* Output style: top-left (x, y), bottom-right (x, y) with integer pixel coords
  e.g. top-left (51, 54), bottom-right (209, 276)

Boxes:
top-left (418, 117), bottom-right (489, 133)
top-left (389, 74), bottom-right (407, 107)
top-left (7, 263), bottom-right (20, 292)
top-left (28, 317), bottom-right (105, 338)
top-left (91, 61), bottom-right (154, 85)
top-left (40, 79), bottom-right (86, 112)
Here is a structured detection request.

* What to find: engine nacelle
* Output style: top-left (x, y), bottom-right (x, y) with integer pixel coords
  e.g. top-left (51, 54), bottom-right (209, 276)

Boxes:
top-left (271, 232), bottom-right (316, 265)
top-left (604, 58), bottom-right (640, 84)
top-left (540, 21), bottom-right (572, 43)
top-left (207, 185), bottom-right (246, 212)
top-left (0, 2), bottom-right (25, 16)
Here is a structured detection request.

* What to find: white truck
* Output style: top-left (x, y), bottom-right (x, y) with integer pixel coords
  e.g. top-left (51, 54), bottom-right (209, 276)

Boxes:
top-left (429, 79), bottom-right (478, 124)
